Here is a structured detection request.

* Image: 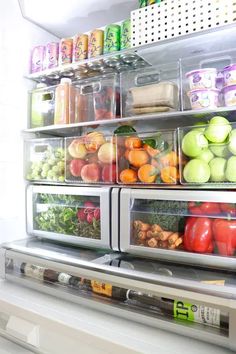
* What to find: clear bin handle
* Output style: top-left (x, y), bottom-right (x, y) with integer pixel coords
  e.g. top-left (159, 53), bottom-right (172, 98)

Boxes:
top-left (80, 82), bottom-right (101, 95)
top-left (135, 72), bottom-right (160, 86)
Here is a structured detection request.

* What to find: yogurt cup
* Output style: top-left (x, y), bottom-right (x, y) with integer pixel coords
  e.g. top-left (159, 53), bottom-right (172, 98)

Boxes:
top-left (222, 85), bottom-right (236, 106)
top-left (188, 88), bottom-right (220, 110)
top-left (186, 68), bottom-right (217, 90)
top-left (222, 64), bottom-right (236, 87)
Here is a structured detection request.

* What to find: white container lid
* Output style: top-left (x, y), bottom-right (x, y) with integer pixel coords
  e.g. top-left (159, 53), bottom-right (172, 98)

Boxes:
top-left (60, 78), bottom-right (72, 84)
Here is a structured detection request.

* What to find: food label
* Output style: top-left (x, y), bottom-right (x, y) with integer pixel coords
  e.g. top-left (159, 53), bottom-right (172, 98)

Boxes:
top-left (24, 264), bottom-right (45, 281)
top-left (173, 301), bottom-right (220, 327)
top-left (58, 273), bottom-right (71, 285)
top-left (91, 280), bottom-right (112, 297)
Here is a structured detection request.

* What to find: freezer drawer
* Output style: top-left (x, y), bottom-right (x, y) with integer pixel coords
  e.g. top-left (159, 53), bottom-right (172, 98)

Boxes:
top-left (120, 189), bottom-right (236, 270)
top-left (1, 245), bottom-right (236, 352)
top-left (26, 185), bottom-right (111, 249)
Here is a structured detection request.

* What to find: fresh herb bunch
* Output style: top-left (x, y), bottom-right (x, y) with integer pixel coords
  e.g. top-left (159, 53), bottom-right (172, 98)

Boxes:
top-left (146, 200), bottom-right (188, 232)
top-left (37, 193), bottom-right (84, 207)
top-left (77, 219), bottom-right (100, 239)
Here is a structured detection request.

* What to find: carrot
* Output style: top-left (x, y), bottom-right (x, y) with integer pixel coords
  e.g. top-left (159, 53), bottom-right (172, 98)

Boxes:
top-left (151, 224), bottom-right (163, 233)
top-left (125, 136), bottom-right (142, 149)
top-left (159, 231), bottom-right (173, 241)
top-left (138, 164), bottom-right (157, 183)
top-left (147, 238), bottom-right (158, 248)
top-left (133, 220), bottom-right (150, 231)
top-left (128, 149), bottom-right (149, 168)
top-left (120, 169), bottom-right (138, 183)
top-left (160, 166), bottom-right (179, 184)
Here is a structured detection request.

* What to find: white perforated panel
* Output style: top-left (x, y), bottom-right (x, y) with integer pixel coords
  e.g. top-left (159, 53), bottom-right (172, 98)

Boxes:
top-left (131, 0), bottom-right (236, 47)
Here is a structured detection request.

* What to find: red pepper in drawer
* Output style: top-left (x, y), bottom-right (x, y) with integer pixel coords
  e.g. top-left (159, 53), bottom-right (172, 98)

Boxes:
top-left (184, 217), bottom-right (213, 253)
top-left (188, 202), bottom-right (221, 216)
top-left (212, 219), bottom-right (236, 256)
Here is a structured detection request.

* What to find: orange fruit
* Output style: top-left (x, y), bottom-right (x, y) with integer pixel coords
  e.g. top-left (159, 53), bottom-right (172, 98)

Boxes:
top-left (119, 169), bottom-right (138, 184)
top-left (128, 149), bottom-right (149, 168)
top-left (125, 136), bottom-right (142, 149)
top-left (160, 166), bottom-right (179, 184)
top-left (160, 151), bottom-right (178, 167)
top-left (143, 144), bottom-right (160, 157)
top-left (138, 164), bottom-right (157, 183)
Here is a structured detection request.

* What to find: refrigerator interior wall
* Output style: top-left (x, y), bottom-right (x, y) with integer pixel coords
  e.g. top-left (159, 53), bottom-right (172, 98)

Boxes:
top-left (0, 0), bottom-right (58, 243)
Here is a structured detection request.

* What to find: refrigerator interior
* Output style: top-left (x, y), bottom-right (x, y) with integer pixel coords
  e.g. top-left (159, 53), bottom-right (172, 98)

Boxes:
top-left (2, 0), bottom-right (236, 353)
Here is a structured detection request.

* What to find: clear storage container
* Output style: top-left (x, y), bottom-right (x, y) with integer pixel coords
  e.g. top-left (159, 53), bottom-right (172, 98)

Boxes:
top-left (181, 49), bottom-right (236, 110)
top-left (65, 132), bottom-right (117, 184)
top-left (24, 138), bottom-right (65, 183)
top-left (29, 84), bottom-right (55, 128)
top-left (116, 130), bottom-right (178, 185)
top-left (26, 185), bottom-right (111, 249)
top-left (74, 73), bottom-right (120, 122)
top-left (178, 120), bottom-right (236, 186)
top-left (120, 189), bottom-right (236, 270)
top-left (120, 63), bottom-right (180, 117)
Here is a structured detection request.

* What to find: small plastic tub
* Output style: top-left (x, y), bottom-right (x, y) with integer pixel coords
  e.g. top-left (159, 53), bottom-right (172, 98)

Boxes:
top-left (186, 68), bottom-right (217, 90)
top-left (188, 89), bottom-right (220, 110)
top-left (222, 64), bottom-right (236, 87)
top-left (222, 85), bottom-right (236, 106)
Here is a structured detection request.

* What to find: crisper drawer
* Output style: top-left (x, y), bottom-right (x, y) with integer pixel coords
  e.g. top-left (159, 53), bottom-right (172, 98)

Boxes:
top-left (120, 189), bottom-right (236, 270)
top-left (26, 185), bottom-right (111, 249)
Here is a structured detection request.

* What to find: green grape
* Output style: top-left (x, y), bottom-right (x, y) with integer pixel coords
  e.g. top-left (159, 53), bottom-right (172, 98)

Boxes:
top-left (52, 165), bottom-right (60, 174)
top-left (47, 170), bottom-right (54, 179)
top-left (47, 158), bottom-right (56, 166)
top-left (58, 176), bottom-right (65, 183)
top-left (57, 161), bottom-right (64, 170)
top-left (26, 173), bottom-right (32, 180)
top-left (42, 163), bottom-right (50, 172)
top-left (41, 170), bottom-right (48, 178)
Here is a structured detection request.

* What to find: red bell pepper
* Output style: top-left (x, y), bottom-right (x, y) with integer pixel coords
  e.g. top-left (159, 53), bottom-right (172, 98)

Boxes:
top-left (212, 219), bottom-right (236, 256)
top-left (188, 202), bottom-right (221, 216)
top-left (184, 217), bottom-right (213, 253)
top-left (220, 203), bottom-right (236, 217)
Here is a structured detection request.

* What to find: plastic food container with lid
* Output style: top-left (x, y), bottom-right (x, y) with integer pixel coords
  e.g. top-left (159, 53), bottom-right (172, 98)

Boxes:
top-left (186, 68), bottom-right (218, 90)
top-left (188, 88), bottom-right (220, 110)
top-left (222, 64), bottom-right (236, 87)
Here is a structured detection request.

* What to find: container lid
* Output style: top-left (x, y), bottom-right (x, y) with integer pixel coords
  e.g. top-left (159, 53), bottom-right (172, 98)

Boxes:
top-left (188, 88), bottom-right (220, 94)
top-left (186, 68), bottom-right (217, 78)
top-left (222, 84), bottom-right (236, 93)
top-left (36, 83), bottom-right (47, 89)
top-left (223, 64), bottom-right (236, 72)
top-left (60, 78), bottom-right (72, 84)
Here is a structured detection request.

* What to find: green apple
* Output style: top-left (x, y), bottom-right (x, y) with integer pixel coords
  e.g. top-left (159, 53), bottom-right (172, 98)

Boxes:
top-left (182, 130), bottom-right (208, 158)
top-left (209, 142), bottom-right (230, 158)
top-left (183, 159), bottom-right (210, 183)
top-left (209, 157), bottom-right (227, 182)
top-left (225, 156), bottom-right (236, 182)
top-left (197, 149), bottom-right (214, 163)
top-left (204, 116), bottom-right (232, 143)
top-left (228, 129), bottom-right (236, 155)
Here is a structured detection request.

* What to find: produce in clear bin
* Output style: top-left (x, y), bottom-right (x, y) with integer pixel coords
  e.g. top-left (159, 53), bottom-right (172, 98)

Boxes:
top-left (118, 131), bottom-right (178, 184)
top-left (67, 131), bottom-right (117, 183)
top-left (26, 147), bottom-right (65, 182)
top-left (94, 86), bottom-right (120, 120)
top-left (35, 194), bottom-right (100, 239)
top-left (180, 117), bottom-right (236, 183)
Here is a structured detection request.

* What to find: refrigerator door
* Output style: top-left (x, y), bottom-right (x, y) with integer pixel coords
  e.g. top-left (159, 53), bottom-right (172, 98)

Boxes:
top-left (26, 185), bottom-right (111, 249)
top-left (120, 189), bottom-right (236, 270)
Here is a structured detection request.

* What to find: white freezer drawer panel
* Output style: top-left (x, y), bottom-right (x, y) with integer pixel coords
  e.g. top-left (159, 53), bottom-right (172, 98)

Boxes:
top-left (120, 189), bottom-right (236, 270)
top-left (26, 185), bottom-right (111, 249)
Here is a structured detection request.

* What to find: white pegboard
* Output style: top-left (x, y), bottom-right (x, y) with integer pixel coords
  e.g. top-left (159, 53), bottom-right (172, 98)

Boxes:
top-left (131, 0), bottom-right (236, 47)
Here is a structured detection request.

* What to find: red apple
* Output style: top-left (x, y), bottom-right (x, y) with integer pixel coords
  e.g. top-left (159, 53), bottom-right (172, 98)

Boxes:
top-left (69, 159), bottom-right (87, 177)
top-left (77, 209), bottom-right (86, 221)
top-left (102, 164), bottom-right (117, 183)
top-left (81, 163), bottom-right (101, 183)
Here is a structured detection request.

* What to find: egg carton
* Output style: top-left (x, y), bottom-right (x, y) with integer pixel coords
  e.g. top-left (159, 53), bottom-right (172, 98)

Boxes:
top-left (131, 0), bottom-right (236, 47)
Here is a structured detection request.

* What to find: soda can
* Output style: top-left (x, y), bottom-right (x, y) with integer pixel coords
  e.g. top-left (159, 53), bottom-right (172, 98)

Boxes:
top-left (88, 29), bottom-right (104, 58)
top-left (139, 0), bottom-right (147, 7)
top-left (30, 45), bottom-right (45, 73)
top-left (59, 38), bottom-right (73, 65)
top-left (44, 42), bottom-right (59, 69)
top-left (73, 34), bottom-right (88, 61)
top-left (148, 0), bottom-right (155, 4)
top-left (104, 24), bottom-right (120, 54)
top-left (121, 19), bottom-right (131, 50)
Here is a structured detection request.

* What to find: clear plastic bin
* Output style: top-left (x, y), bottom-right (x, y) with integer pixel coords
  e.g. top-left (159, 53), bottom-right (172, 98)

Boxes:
top-left (178, 120), bottom-right (236, 186)
top-left (181, 49), bottom-right (236, 110)
top-left (116, 130), bottom-right (178, 185)
top-left (65, 132), bottom-right (117, 184)
top-left (120, 63), bottom-right (180, 117)
top-left (24, 138), bottom-right (65, 183)
top-left (74, 73), bottom-right (120, 122)
top-left (28, 84), bottom-right (55, 128)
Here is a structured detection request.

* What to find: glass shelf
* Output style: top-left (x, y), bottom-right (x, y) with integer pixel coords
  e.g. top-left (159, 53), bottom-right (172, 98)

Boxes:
top-left (23, 106), bottom-right (236, 137)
